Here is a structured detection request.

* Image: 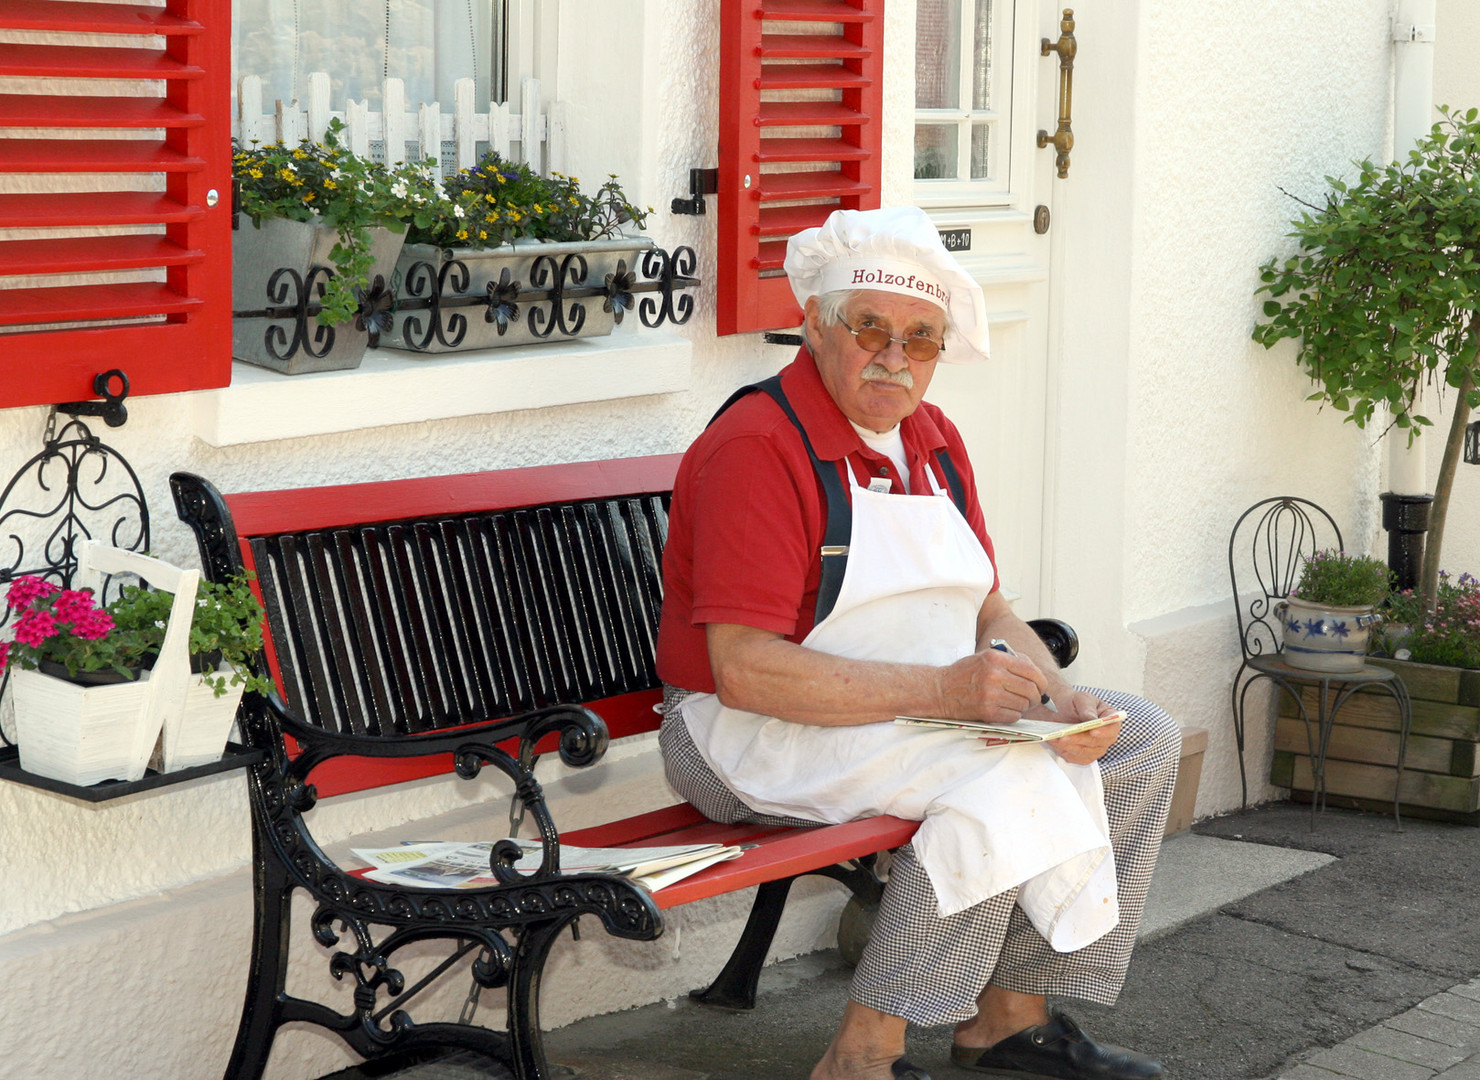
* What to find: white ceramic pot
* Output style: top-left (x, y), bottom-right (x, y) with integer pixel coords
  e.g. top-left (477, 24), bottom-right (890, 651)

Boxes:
top-left (12, 667), bottom-right (159, 785)
top-left (1277, 596), bottom-right (1383, 673)
top-left (379, 235), bottom-right (654, 354)
top-left (233, 217), bottom-right (405, 374)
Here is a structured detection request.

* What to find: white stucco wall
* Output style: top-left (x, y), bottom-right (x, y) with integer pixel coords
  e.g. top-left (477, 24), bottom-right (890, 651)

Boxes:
top-left (0, 1), bottom-right (1447, 1075)
top-left (1047, 0), bottom-right (1396, 817)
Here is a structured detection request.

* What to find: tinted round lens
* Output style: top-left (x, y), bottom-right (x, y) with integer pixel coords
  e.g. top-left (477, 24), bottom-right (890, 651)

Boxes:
top-left (902, 338), bottom-right (941, 362)
top-left (854, 326), bottom-right (892, 352)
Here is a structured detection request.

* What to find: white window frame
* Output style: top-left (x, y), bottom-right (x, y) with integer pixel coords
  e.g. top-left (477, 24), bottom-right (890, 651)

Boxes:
top-left (913, 0), bottom-right (1024, 210)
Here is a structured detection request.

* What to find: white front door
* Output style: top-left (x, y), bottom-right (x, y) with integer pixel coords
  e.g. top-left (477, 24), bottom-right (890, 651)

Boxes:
top-left (908, 0), bottom-right (1065, 619)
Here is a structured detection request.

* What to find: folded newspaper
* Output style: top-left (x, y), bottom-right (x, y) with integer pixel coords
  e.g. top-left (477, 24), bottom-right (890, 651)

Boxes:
top-left (893, 708), bottom-right (1127, 741)
top-left (352, 838), bottom-right (745, 892)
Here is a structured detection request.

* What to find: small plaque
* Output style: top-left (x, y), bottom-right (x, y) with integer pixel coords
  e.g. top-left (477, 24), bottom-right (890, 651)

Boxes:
top-left (938, 228), bottom-right (972, 252)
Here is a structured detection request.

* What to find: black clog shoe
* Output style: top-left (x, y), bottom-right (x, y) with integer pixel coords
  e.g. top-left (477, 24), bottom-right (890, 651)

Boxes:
top-left (950, 1011), bottom-right (1163, 1080)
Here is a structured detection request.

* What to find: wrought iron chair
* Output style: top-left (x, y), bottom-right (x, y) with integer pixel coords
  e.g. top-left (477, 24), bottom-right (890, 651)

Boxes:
top-left (1229, 496), bottom-right (1412, 826)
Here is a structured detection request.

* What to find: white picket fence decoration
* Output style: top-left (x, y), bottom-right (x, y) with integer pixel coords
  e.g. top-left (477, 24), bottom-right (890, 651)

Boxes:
top-left (233, 72), bottom-right (567, 178)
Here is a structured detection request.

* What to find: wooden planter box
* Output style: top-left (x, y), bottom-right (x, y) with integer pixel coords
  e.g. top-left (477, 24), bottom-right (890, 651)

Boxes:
top-left (1270, 657), bottom-right (1480, 823)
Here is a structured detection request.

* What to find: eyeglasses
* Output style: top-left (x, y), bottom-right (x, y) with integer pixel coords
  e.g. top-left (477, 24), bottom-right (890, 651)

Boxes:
top-left (838, 318), bottom-right (945, 363)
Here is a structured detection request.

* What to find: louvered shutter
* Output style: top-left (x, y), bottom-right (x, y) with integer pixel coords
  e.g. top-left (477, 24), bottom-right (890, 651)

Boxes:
top-left (0, 0), bottom-right (231, 409)
top-left (716, 0), bottom-right (884, 337)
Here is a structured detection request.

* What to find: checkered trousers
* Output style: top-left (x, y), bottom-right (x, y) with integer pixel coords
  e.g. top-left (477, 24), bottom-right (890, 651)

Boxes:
top-left (659, 685), bottom-right (1181, 1026)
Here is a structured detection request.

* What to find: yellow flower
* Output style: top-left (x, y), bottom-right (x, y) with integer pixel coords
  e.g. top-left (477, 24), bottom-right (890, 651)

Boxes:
top-left (303, 192), bottom-right (315, 201)
top-left (508, 209), bottom-right (523, 222)
top-left (478, 230), bottom-right (487, 240)
top-left (324, 179), bottom-right (338, 190)
top-left (495, 173), bottom-right (506, 184)
top-left (248, 168), bottom-right (263, 178)
top-left (456, 229), bottom-right (469, 241)
top-left (532, 203), bottom-right (543, 214)
top-left (292, 149), bottom-right (308, 160)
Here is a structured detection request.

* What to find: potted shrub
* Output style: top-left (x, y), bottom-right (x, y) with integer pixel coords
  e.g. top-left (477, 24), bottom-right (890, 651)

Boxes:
top-left (232, 119), bottom-right (437, 373)
top-left (379, 154), bottom-right (653, 354)
top-left (1279, 549), bottom-right (1390, 672)
top-left (1254, 106), bottom-right (1480, 611)
top-left (0, 554), bottom-right (195, 785)
top-left (108, 573), bottom-right (274, 772)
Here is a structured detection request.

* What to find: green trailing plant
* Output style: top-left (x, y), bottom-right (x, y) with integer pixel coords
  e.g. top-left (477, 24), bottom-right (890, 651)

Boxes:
top-left (103, 573), bottom-right (274, 698)
top-left (1254, 106), bottom-right (1480, 609)
top-left (233, 119), bottom-right (438, 327)
top-left (403, 152), bottom-right (650, 249)
top-left (1291, 549), bottom-right (1392, 609)
top-left (1383, 571), bottom-right (1480, 669)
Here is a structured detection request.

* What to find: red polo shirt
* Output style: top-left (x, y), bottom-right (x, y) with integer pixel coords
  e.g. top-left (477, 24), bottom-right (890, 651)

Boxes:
top-left (655, 349), bottom-right (998, 693)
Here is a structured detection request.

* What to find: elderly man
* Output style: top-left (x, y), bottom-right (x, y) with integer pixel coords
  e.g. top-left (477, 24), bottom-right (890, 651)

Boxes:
top-left (655, 207), bottom-right (1180, 1080)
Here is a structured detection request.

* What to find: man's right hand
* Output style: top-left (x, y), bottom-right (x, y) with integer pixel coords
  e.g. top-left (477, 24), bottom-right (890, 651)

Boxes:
top-left (933, 647), bottom-right (1051, 724)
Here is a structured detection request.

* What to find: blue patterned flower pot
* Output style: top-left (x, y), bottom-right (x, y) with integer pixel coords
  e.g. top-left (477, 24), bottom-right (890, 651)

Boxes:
top-left (1277, 597), bottom-right (1382, 673)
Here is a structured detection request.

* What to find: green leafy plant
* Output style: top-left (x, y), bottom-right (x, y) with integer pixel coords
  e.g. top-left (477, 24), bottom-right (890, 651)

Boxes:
top-left (1253, 106), bottom-right (1480, 608)
top-left (107, 574), bottom-right (275, 698)
top-left (403, 152), bottom-right (650, 249)
top-left (1383, 571), bottom-right (1480, 668)
top-left (1291, 549), bottom-right (1392, 609)
top-left (233, 119), bottom-right (438, 326)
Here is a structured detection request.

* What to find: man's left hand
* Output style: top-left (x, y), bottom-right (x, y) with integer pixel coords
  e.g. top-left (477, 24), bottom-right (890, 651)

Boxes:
top-left (1033, 691), bottom-right (1119, 765)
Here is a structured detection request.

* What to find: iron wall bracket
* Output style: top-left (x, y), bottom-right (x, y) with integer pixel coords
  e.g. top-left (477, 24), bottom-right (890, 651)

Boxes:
top-left (671, 168), bottom-right (719, 215)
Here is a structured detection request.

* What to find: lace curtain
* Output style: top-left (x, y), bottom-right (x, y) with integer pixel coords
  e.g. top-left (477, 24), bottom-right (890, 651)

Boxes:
top-left (233, 0), bottom-right (493, 111)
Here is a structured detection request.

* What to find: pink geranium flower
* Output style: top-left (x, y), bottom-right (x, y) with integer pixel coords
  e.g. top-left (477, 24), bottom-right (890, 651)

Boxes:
top-left (13, 609), bottom-right (59, 647)
top-left (0, 640), bottom-right (9, 675)
top-left (51, 588), bottom-right (99, 623)
top-left (71, 610), bottom-right (114, 641)
top-left (6, 575), bottom-right (59, 611)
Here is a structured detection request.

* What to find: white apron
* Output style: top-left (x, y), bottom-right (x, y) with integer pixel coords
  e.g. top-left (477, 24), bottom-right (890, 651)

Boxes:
top-left (681, 467), bottom-right (1119, 950)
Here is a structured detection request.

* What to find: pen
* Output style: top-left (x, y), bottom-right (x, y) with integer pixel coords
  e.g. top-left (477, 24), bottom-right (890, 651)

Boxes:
top-left (987, 639), bottom-right (1059, 713)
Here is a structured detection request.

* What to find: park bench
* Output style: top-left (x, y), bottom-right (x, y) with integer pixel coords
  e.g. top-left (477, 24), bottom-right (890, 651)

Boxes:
top-left (170, 455), bottom-right (1078, 1080)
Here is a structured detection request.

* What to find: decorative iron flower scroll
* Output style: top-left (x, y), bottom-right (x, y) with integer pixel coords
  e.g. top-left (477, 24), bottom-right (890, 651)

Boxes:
top-left (234, 244), bottom-right (700, 356)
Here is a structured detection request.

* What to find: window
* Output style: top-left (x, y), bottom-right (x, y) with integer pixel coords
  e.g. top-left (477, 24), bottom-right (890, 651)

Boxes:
top-left (231, 0), bottom-right (555, 113)
top-left (914, 0), bottom-right (1014, 203)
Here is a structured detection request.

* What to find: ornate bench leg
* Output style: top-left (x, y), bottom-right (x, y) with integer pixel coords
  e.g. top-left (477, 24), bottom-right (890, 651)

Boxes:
top-left (690, 877), bottom-right (795, 1010)
top-left (225, 851), bottom-right (293, 1080)
top-left (507, 916), bottom-right (577, 1080)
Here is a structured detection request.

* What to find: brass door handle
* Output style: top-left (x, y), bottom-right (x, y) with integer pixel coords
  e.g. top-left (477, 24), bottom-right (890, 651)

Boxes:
top-left (1038, 9), bottom-right (1076, 178)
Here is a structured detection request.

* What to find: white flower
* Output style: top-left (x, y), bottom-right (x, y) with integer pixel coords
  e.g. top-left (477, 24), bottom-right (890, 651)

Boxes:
top-left (452, 203), bottom-right (466, 218)
top-left (390, 181), bottom-right (408, 199)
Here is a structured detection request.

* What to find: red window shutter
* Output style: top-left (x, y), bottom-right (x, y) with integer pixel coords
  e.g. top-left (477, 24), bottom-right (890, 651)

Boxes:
top-left (716, 0), bottom-right (884, 337)
top-left (0, 0), bottom-right (231, 409)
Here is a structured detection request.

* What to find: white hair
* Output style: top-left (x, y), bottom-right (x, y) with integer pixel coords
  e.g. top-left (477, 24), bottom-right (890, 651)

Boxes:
top-left (804, 289), bottom-right (955, 354)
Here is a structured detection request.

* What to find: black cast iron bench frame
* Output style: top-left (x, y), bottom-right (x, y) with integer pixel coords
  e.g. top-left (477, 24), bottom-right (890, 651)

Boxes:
top-left (171, 455), bottom-right (1077, 1080)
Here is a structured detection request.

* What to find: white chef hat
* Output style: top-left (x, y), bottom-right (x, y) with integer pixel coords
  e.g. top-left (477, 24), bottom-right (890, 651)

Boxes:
top-left (784, 206), bottom-right (990, 364)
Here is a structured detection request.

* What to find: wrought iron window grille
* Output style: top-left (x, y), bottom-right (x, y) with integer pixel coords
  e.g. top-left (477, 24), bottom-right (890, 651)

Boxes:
top-left (232, 244), bottom-right (700, 361)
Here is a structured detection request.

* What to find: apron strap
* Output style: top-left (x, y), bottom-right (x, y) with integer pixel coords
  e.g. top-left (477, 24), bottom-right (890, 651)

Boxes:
top-left (708, 376), bottom-right (968, 624)
top-left (709, 376), bottom-right (851, 624)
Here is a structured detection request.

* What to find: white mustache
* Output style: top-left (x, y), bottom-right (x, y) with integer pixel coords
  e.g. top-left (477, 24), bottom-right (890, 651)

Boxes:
top-left (861, 362), bottom-right (914, 389)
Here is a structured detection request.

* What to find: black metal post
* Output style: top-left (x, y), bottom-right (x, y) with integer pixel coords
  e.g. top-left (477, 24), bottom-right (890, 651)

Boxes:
top-left (1380, 491), bottom-right (1434, 592)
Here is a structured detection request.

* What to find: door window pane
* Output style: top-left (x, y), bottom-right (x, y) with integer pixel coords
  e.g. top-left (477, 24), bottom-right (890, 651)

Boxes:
top-left (971, 1), bottom-right (993, 110)
top-left (970, 123), bottom-right (991, 179)
top-left (915, 125), bottom-right (958, 179)
top-left (915, 0), bottom-right (961, 110)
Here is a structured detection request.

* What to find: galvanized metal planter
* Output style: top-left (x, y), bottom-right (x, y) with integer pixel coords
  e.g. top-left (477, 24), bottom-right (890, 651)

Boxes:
top-left (379, 235), bottom-right (656, 354)
top-left (232, 218), bottom-right (405, 374)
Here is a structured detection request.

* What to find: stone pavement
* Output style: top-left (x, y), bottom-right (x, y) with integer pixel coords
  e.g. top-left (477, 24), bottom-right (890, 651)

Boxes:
top-left (1279, 979), bottom-right (1480, 1080)
top-left (327, 802), bottom-right (1480, 1080)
